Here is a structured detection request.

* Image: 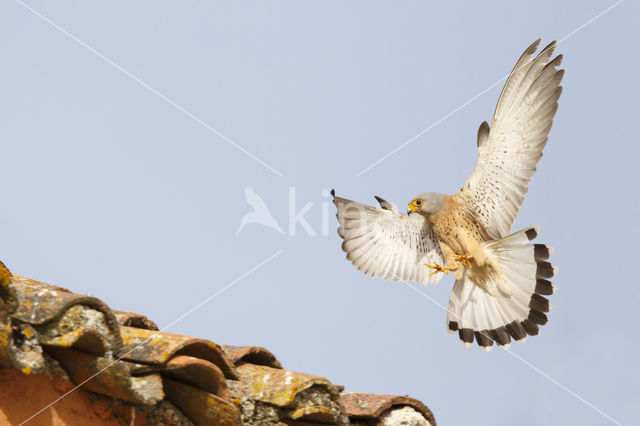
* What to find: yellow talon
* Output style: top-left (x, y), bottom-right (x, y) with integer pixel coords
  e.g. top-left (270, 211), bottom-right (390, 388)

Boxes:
top-left (425, 262), bottom-right (451, 276)
top-left (455, 254), bottom-right (473, 268)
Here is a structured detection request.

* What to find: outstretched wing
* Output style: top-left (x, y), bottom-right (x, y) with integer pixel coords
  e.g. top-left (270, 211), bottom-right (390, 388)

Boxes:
top-left (332, 191), bottom-right (444, 285)
top-left (458, 39), bottom-right (564, 239)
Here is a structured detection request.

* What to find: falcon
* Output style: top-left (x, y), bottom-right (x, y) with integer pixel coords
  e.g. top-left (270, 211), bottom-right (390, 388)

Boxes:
top-left (332, 39), bottom-right (562, 351)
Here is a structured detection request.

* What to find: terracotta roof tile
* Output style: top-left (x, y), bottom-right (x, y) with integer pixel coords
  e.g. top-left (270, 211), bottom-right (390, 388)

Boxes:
top-left (0, 320), bottom-right (45, 376)
top-left (0, 358), bottom-right (194, 425)
top-left (163, 377), bottom-right (241, 426)
top-left (0, 261), bottom-right (435, 425)
top-left (46, 346), bottom-right (164, 405)
top-left (119, 326), bottom-right (237, 380)
top-left (113, 310), bottom-right (159, 331)
top-left (0, 273), bottom-right (122, 377)
top-left (228, 364), bottom-right (348, 424)
top-left (0, 261), bottom-right (11, 288)
top-left (9, 275), bottom-right (122, 356)
top-left (340, 392), bottom-right (436, 425)
top-left (0, 306), bottom-right (12, 368)
top-left (161, 355), bottom-right (229, 399)
top-left (221, 344), bottom-right (283, 369)
top-left (0, 262), bottom-right (12, 368)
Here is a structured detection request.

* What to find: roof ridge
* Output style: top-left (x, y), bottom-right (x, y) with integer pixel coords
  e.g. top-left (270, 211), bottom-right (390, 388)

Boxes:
top-left (0, 261), bottom-right (436, 425)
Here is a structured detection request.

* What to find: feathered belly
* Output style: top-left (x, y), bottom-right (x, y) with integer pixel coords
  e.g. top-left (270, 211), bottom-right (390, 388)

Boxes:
top-left (428, 207), bottom-right (503, 291)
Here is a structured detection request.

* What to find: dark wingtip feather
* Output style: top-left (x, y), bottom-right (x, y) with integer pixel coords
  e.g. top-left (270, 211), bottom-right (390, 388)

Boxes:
top-left (545, 54), bottom-right (563, 70)
top-left (477, 121), bottom-right (490, 147)
top-left (525, 227), bottom-right (538, 241)
top-left (528, 39), bottom-right (542, 54)
top-left (539, 40), bottom-right (557, 58)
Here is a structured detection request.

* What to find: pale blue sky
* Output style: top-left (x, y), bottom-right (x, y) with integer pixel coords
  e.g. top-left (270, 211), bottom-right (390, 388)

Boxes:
top-left (1, 1), bottom-right (638, 425)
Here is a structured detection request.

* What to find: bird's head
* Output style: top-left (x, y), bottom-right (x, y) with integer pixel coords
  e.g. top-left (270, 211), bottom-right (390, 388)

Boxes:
top-left (407, 192), bottom-right (445, 216)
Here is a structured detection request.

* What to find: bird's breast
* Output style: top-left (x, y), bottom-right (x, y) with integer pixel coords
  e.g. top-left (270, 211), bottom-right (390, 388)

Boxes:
top-left (428, 197), bottom-right (489, 254)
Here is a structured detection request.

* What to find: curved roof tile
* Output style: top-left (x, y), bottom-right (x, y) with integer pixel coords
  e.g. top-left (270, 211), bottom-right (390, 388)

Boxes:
top-left (9, 275), bottom-right (122, 355)
top-left (47, 346), bottom-right (164, 405)
top-left (163, 377), bottom-right (241, 426)
top-left (340, 392), bottom-right (437, 425)
top-left (113, 310), bottom-right (159, 331)
top-left (119, 326), bottom-right (237, 380)
top-left (221, 345), bottom-right (283, 369)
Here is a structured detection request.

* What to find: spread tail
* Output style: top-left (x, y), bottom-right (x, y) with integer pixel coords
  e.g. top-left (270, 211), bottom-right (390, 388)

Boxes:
top-left (446, 226), bottom-right (557, 351)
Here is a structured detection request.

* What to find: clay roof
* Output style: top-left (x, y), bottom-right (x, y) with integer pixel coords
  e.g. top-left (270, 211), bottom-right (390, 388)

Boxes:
top-left (0, 261), bottom-right (435, 425)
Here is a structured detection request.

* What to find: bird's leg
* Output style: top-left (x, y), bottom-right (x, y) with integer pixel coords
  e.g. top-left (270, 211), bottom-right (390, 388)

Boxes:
top-left (458, 233), bottom-right (486, 267)
top-left (454, 254), bottom-right (473, 268)
top-left (425, 262), bottom-right (451, 276)
top-left (429, 243), bottom-right (464, 279)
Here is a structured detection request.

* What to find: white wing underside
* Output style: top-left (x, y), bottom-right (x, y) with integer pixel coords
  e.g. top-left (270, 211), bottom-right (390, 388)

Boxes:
top-left (458, 40), bottom-right (564, 239)
top-left (333, 193), bottom-right (444, 285)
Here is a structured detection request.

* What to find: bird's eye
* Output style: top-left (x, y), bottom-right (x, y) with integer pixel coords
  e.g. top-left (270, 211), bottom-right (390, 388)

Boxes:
top-left (415, 200), bottom-right (422, 206)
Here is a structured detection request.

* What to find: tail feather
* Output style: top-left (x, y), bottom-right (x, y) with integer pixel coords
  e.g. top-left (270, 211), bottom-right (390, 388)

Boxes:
top-left (474, 287), bottom-right (498, 351)
top-left (446, 225), bottom-right (556, 351)
top-left (446, 281), bottom-right (463, 334)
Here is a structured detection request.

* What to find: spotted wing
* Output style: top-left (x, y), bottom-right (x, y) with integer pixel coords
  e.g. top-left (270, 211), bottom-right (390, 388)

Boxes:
top-left (332, 191), bottom-right (444, 285)
top-left (458, 40), bottom-right (564, 239)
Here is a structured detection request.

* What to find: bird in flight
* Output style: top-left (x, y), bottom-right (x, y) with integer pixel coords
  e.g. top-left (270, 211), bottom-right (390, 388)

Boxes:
top-left (332, 39), bottom-right (562, 351)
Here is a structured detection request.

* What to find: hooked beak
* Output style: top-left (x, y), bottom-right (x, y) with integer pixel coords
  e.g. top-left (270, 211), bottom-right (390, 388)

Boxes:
top-left (407, 204), bottom-right (418, 214)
